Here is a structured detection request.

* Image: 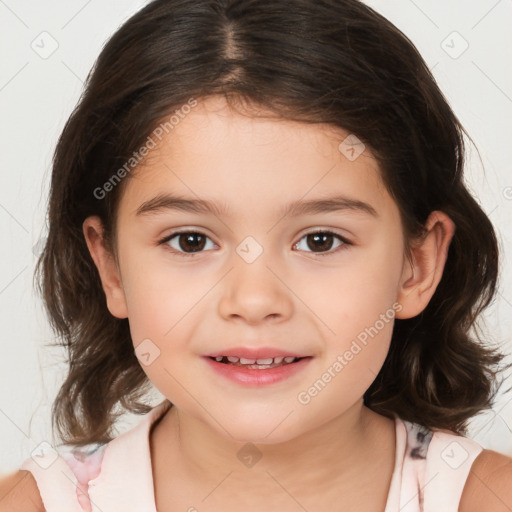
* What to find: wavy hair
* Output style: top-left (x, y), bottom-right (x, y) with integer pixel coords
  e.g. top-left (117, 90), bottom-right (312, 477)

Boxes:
top-left (35, 0), bottom-right (506, 446)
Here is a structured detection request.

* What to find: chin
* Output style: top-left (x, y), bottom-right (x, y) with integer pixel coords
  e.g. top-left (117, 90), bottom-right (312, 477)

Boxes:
top-left (210, 414), bottom-right (303, 446)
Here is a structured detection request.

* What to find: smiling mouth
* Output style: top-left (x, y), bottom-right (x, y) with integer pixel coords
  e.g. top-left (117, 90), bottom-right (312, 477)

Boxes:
top-left (208, 356), bottom-right (306, 369)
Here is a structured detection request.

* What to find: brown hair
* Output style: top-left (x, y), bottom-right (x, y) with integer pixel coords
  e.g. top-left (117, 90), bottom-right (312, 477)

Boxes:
top-left (36, 0), bottom-right (507, 447)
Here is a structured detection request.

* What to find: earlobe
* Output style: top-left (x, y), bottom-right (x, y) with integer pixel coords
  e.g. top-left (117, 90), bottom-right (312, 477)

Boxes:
top-left (396, 211), bottom-right (455, 319)
top-left (82, 216), bottom-right (129, 319)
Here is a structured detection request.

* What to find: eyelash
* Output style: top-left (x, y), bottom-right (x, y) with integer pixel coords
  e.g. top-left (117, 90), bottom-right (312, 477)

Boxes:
top-left (157, 229), bottom-right (352, 258)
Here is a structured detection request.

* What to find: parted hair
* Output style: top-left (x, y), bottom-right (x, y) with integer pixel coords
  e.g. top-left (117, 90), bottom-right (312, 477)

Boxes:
top-left (36, 0), bottom-right (506, 447)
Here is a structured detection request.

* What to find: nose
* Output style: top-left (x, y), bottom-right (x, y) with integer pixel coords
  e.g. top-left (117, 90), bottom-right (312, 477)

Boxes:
top-left (217, 253), bottom-right (294, 325)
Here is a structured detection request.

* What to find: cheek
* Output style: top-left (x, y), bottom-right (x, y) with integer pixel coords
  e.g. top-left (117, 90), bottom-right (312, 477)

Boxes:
top-left (309, 240), bottom-right (404, 338)
top-left (301, 238), bottom-right (402, 396)
top-left (295, 301), bottom-right (395, 430)
top-left (116, 244), bottom-right (195, 342)
top-left (120, 256), bottom-right (204, 402)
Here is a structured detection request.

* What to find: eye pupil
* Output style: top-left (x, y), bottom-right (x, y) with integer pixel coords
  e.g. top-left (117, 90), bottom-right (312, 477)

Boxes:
top-left (180, 233), bottom-right (206, 252)
top-left (308, 233), bottom-right (333, 252)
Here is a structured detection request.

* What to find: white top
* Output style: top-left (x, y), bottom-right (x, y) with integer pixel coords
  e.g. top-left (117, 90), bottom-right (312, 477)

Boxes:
top-left (20, 399), bottom-right (483, 511)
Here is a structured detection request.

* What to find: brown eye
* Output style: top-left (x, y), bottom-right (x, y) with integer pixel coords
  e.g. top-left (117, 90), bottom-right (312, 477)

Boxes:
top-left (160, 231), bottom-right (216, 256)
top-left (307, 233), bottom-right (334, 252)
top-left (294, 231), bottom-right (349, 255)
top-left (176, 233), bottom-right (207, 252)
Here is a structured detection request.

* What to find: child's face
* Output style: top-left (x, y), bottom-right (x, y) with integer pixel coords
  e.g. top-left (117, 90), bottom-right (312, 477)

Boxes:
top-left (90, 96), bottom-right (418, 442)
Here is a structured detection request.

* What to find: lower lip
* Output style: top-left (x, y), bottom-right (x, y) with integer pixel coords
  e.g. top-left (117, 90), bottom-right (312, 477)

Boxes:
top-left (204, 357), bottom-right (312, 387)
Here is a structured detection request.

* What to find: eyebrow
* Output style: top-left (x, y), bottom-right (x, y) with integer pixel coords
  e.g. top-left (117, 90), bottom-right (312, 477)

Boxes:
top-left (135, 193), bottom-right (378, 218)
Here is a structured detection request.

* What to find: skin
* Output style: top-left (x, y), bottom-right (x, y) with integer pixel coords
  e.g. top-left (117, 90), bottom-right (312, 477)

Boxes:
top-left (83, 95), bottom-right (457, 511)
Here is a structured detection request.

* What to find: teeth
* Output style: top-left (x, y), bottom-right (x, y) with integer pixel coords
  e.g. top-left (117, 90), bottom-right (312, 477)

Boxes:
top-left (256, 358), bottom-right (273, 365)
top-left (214, 355), bottom-right (299, 366)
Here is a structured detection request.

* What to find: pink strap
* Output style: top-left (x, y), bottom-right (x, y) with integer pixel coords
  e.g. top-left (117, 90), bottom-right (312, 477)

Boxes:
top-left (423, 431), bottom-right (483, 511)
top-left (19, 453), bottom-right (86, 512)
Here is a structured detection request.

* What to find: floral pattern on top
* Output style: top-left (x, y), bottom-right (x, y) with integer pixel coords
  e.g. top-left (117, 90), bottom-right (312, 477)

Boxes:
top-left (60, 443), bottom-right (108, 512)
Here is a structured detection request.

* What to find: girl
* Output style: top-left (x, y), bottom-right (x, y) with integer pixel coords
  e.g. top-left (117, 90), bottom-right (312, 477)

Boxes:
top-left (2, 0), bottom-right (511, 510)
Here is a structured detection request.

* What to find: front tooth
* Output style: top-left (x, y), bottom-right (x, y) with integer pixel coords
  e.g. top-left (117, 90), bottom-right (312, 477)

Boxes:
top-left (240, 358), bottom-right (256, 364)
top-left (256, 358), bottom-right (273, 365)
top-left (215, 356), bottom-right (223, 362)
top-left (273, 357), bottom-right (284, 364)
top-left (227, 356), bottom-right (240, 363)
top-left (283, 356), bottom-right (296, 363)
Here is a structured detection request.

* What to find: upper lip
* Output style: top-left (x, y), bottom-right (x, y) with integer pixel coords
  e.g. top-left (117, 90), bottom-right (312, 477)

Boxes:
top-left (205, 347), bottom-right (309, 359)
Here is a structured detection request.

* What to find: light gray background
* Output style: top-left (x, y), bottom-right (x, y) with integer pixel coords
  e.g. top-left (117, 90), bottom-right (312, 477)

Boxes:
top-left (1, 0), bottom-right (511, 473)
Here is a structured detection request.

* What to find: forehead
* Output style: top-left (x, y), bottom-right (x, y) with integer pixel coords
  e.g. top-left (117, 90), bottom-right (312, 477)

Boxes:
top-left (119, 96), bottom-right (395, 222)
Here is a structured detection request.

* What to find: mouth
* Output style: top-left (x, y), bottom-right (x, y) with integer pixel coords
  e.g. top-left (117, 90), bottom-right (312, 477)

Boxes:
top-left (208, 355), bottom-right (306, 370)
top-left (204, 352), bottom-right (312, 386)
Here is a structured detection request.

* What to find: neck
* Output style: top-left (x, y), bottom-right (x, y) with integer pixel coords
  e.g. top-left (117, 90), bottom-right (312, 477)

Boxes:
top-left (150, 400), bottom-right (396, 510)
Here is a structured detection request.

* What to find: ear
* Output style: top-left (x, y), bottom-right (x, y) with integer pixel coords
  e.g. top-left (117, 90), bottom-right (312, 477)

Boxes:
top-left (396, 210), bottom-right (455, 319)
top-left (82, 216), bottom-right (129, 319)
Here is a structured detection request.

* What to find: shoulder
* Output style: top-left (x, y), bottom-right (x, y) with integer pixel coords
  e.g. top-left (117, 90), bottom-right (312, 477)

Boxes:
top-left (0, 470), bottom-right (45, 511)
top-left (459, 448), bottom-right (512, 512)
